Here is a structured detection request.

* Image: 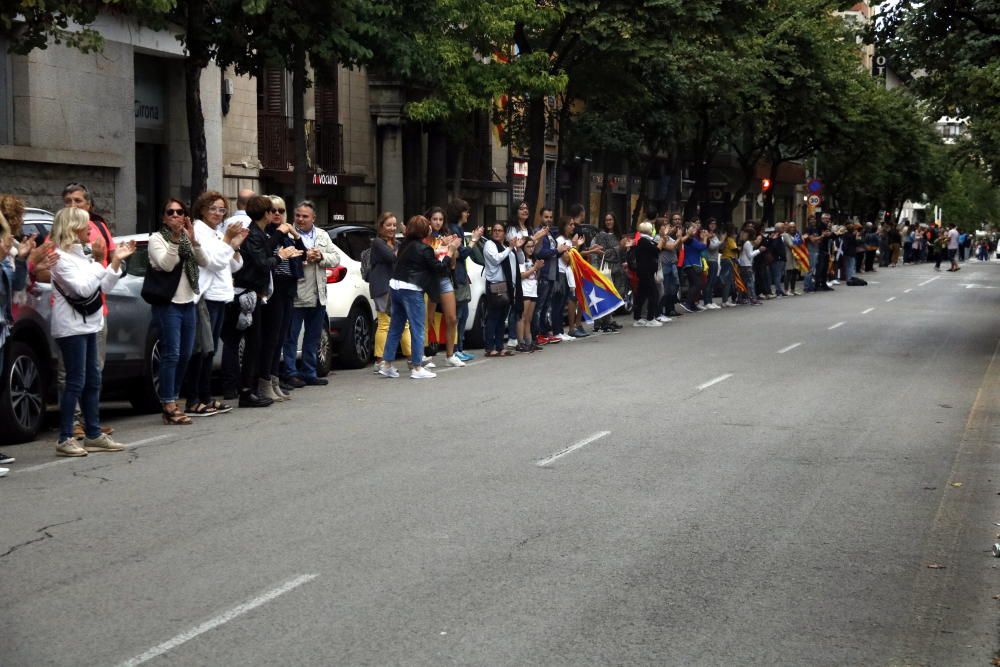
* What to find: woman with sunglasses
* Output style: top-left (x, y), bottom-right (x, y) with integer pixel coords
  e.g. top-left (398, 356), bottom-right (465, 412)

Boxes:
top-left (181, 191), bottom-right (247, 417)
top-left (259, 195), bottom-right (305, 401)
top-left (146, 199), bottom-right (208, 424)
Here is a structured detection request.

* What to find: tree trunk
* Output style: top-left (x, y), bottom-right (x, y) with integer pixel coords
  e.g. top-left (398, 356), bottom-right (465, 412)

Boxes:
top-left (426, 125), bottom-right (447, 207)
top-left (451, 147), bottom-right (463, 197)
top-left (291, 42), bottom-right (309, 205)
top-left (631, 153), bottom-right (655, 229)
top-left (598, 150), bottom-right (609, 219)
top-left (524, 95), bottom-right (546, 218)
top-left (184, 58), bottom-right (208, 198)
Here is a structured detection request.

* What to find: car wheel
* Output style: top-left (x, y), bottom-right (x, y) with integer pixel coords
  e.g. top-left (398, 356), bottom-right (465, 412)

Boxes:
top-left (463, 298), bottom-right (485, 350)
top-left (130, 337), bottom-right (162, 414)
top-left (336, 305), bottom-right (373, 369)
top-left (0, 341), bottom-right (46, 444)
top-left (316, 327), bottom-right (332, 377)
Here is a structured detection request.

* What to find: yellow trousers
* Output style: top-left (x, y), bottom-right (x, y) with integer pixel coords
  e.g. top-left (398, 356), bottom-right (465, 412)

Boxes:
top-left (375, 311), bottom-right (411, 359)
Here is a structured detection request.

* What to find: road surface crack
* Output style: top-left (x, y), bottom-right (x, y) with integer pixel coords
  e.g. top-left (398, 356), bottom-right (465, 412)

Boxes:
top-left (72, 463), bottom-right (113, 484)
top-left (0, 517), bottom-right (83, 559)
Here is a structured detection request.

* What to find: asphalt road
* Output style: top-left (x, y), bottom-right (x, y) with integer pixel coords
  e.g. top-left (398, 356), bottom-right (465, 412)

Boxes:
top-left (3, 260), bottom-right (999, 666)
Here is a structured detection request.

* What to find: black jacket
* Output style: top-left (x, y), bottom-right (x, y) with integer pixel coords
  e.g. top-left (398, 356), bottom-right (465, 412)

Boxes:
top-left (392, 239), bottom-right (448, 301)
top-left (234, 223), bottom-right (278, 292)
top-left (635, 236), bottom-right (659, 276)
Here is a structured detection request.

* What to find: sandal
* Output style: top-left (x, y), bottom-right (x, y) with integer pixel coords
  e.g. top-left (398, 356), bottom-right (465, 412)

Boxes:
top-left (184, 402), bottom-right (217, 417)
top-left (162, 406), bottom-right (192, 425)
top-left (208, 400), bottom-right (233, 414)
top-left (501, 349), bottom-right (515, 357)
top-left (485, 351), bottom-right (501, 358)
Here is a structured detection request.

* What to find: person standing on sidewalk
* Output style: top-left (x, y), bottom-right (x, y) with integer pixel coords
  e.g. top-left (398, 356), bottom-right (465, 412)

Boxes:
top-left (702, 218), bottom-right (722, 309)
top-left (531, 208), bottom-right (563, 346)
top-left (49, 207), bottom-right (135, 456)
top-left (946, 223), bottom-right (961, 272)
top-left (282, 200), bottom-right (338, 387)
top-left (680, 221), bottom-right (707, 312)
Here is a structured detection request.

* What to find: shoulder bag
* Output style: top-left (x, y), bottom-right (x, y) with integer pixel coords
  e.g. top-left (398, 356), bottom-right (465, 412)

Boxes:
top-left (53, 279), bottom-right (102, 321)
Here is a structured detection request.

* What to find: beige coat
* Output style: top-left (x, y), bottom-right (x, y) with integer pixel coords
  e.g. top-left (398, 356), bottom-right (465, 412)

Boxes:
top-left (294, 226), bottom-right (339, 307)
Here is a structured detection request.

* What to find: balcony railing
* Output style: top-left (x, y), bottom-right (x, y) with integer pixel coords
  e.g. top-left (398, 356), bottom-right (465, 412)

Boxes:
top-left (258, 113), bottom-right (343, 174)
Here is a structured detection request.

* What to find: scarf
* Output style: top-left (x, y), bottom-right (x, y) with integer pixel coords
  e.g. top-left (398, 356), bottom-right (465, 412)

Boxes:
top-left (160, 227), bottom-right (199, 294)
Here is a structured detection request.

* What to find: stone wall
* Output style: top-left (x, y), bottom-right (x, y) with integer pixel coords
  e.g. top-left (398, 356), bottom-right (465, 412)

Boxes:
top-left (0, 160), bottom-right (118, 228)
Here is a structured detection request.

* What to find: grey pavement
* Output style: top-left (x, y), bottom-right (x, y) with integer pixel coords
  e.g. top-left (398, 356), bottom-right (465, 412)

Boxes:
top-left (2, 260), bottom-right (1000, 666)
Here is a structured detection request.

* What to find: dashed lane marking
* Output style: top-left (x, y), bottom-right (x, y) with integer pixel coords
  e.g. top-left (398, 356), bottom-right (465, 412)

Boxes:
top-left (886, 297), bottom-right (896, 302)
top-left (904, 289), bottom-right (913, 293)
top-left (828, 321), bottom-right (846, 330)
top-left (536, 431), bottom-right (611, 467)
top-left (697, 373), bottom-right (734, 391)
top-left (862, 308), bottom-right (875, 314)
top-left (116, 574), bottom-right (319, 667)
top-left (777, 342), bottom-right (803, 354)
top-left (918, 276), bottom-right (941, 287)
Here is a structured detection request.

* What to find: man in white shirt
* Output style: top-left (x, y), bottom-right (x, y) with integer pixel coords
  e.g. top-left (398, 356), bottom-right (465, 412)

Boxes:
top-left (223, 189), bottom-right (255, 232)
top-left (946, 223), bottom-right (960, 272)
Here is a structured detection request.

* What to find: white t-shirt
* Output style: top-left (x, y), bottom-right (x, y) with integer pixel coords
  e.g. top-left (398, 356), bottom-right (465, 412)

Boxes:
top-left (521, 259), bottom-right (538, 298)
top-left (556, 235), bottom-right (576, 289)
top-left (947, 228), bottom-right (959, 250)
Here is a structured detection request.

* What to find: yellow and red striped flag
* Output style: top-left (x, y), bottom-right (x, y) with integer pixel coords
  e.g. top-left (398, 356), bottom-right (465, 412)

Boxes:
top-left (731, 259), bottom-right (747, 294)
top-left (791, 243), bottom-right (810, 272)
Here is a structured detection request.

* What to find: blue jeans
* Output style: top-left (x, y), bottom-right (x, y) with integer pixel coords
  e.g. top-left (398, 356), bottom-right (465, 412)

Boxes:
top-left (283, 305), bottom-right (327, 379)
top-left (56, 333), bottom-right (101, 441)
top-left (549, 275), bottom-right (568, 335)
top-left (660, 263), bottom-right (679, 314)
top-left (770, 260), bottom-right (786, 296)
top-left (804, 248), bottom-right (819, 291)
top-left (844, 256), bottom-right (856, 282)
top-left (384, 288), bottom-right (425, 366)
top-left (484, 297), bottom-right (509, 352)
top-left (532, 280), bottom-right (554, 336)
top-left (720, 259), bottom-right (734, 302)
top-left (703, 260), bottom-right (719, 305)
top-left (455, 299), bottom-right (470, 352)
top-left (153, 302), bottom-right (197, 404)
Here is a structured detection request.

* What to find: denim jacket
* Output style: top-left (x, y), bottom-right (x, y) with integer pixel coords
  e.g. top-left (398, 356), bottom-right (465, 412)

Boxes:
top-left (534, 228), bottom-right (559, 282)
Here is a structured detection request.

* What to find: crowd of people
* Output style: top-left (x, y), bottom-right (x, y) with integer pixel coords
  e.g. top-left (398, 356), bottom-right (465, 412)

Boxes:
top-left (0, 185), bottom-right (995, 475)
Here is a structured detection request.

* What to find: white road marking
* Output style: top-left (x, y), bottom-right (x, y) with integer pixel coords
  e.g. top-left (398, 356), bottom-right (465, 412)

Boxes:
top-left (918, 276), bottom-right (941, 287)
top-left (828, 321), bottom-right (846, 330)
top-left (862, 307), bottom-right (875, 314)
top-left (886, 297), bottom-right (896, 302)
top-left (13, 434), bottom-right (173, 475)
top-left (116, 574), bottom-right (319, 667)
top-left (959, 283), bottom-right (997, 289)
top-left (777, 342), bottom-right (803, 354)
top-left (904, 289), bottom-right (913, 293)
top-left (697, 373), bottom-right (734, 391)
top-left (435, 359), bottom-right (488, 373)
top-left (867, 281), bottom-right (881, 284)
top-left (536, 431), bottom-right (611, 467)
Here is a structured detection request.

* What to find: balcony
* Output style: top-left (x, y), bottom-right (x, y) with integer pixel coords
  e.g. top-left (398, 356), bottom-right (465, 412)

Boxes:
top-left (257, 113), bottom-right (343, 174)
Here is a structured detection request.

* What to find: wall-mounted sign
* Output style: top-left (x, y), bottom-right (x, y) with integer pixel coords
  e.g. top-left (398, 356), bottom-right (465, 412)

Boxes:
top-left (312, 174), bottom-right (339, 186)
top-left (513, 160), bottom-right (529, 177)
top-left (134, 56), bottom-right (166, 130)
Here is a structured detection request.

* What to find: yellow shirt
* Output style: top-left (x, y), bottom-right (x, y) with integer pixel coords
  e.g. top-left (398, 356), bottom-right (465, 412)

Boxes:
top-left (721, 236), bottom-right (739, 260)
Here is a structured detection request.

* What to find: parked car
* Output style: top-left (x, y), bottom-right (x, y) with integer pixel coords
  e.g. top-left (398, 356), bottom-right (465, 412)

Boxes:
top-left (322, 224), bottom-right (378, 369)
top-left (0, 230), bottom-right (160, 443)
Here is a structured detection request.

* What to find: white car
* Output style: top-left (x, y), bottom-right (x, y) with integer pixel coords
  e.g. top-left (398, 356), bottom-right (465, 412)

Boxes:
top-left (322, 225), bottom-right (378, 368)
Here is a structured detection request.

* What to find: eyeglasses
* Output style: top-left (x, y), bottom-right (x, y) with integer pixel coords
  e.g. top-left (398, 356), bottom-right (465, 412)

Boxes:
top-left (165, 209), bottom-right (185, 217)
top-left (208, 206), bottom-right (227, 214)
top-left (271, 208), bottom-right (285, 214)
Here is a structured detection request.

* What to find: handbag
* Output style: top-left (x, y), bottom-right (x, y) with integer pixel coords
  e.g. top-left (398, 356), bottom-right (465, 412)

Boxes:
top-left (599, 258), bottom-right (612, 278)
top-left (454, 280), bottom-right (472, 303)
top-left (141, 265), bottom-right (183, 305)
top-left (53, 280), bottom-right (102, 321)
top-left (486, 280), bottom-right (510, 309)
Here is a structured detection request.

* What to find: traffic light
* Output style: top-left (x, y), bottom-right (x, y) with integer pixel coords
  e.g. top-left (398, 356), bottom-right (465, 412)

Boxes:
top-left (761, 178), bottom-right (772, 193)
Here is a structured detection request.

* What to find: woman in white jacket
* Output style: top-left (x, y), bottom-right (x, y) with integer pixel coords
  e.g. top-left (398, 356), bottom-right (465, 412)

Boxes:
top-left (50, 207), bottom-right (135, 457)
top-left (182, 191), bottom-right (246, 417)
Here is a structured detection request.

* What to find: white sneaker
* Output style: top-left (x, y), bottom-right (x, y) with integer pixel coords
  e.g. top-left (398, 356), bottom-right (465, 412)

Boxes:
top-left (655, 315), bottom-right (670, 322)
top-left (558, 333), bottom-right (576, 341)
top-left (446, 354), bottom-right (466, 367)
top-left (82, 433), bottom-right (125, 453)
top-left (378, 363), bottom-right (399, 378)
top-left (56, 439), bottom-right (88, 457)
top-left (710, 303), bottom-right (722, 310)
top-left (646, 319), bottom-right (663, 327)
top-left (0, 467), bottom-right (8, 477)
top-left (373, 362), bottom-right (381, 374)
top-left (422, 357), bottom-right (436, 368)
top-left (633, 319), bottom-right (648, 327)
top-left (831, 280), bottom-right (841, 285)
top-left (722, 302), bottom-right (736, 308)
top-left (410, 367), bottom-right (437, 379)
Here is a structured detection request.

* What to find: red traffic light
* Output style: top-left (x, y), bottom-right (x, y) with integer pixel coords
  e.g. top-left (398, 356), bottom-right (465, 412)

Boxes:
top-left (761, 178), bottom-right (772, 192)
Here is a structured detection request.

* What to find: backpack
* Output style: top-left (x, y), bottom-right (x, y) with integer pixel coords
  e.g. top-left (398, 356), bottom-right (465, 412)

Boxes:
top-left (625, 244), bottom-right (638, 269)
top-left (359, 247), bottom-right (372, 282)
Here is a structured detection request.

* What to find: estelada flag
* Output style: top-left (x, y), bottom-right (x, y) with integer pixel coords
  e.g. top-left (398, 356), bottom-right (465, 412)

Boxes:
top-left (731, 259), bottom-right (747, 294)
top-left (566, 248), bottom-right (625, 322)
top-left (791, 243), bottom-right (810, 272)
